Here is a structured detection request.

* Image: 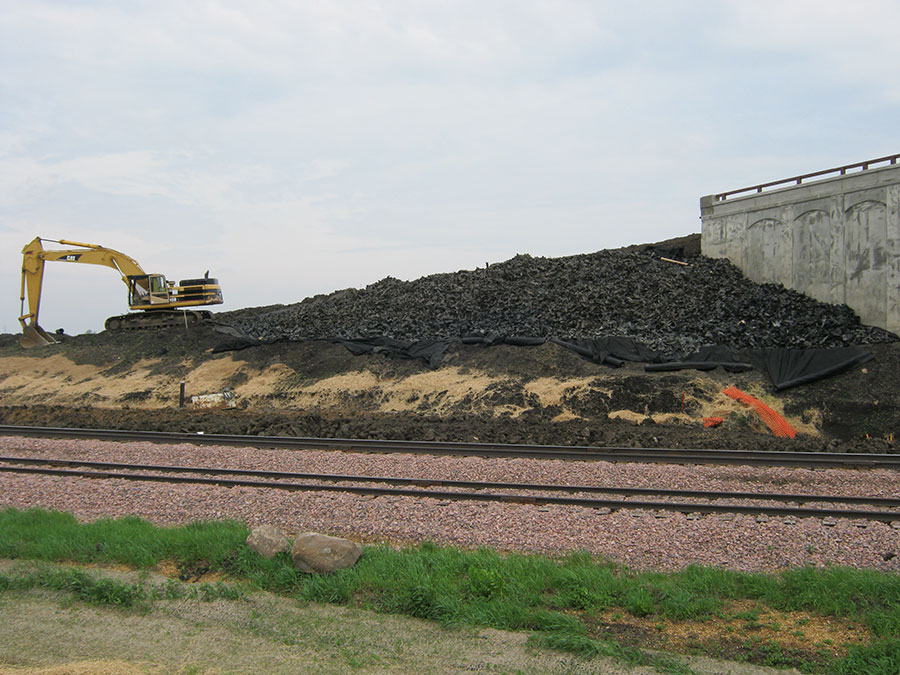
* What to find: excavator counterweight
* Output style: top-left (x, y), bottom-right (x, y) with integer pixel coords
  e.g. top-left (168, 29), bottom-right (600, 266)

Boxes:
top-left (19, 237), bottom-right (223, 347)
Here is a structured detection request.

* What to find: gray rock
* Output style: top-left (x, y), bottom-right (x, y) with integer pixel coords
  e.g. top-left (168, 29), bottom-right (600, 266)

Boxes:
top-left (291, 532), bottom-right (362, 574)
top-left (246, 524), bottom-right (290, 558)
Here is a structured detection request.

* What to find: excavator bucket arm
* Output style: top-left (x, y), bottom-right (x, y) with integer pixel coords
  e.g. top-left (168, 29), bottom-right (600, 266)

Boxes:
top-left (19, 237), bottom-right (146, 347)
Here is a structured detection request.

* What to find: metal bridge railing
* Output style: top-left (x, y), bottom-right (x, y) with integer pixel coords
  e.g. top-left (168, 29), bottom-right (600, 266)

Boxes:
top-left (711, 152), bottom-right (899, 203)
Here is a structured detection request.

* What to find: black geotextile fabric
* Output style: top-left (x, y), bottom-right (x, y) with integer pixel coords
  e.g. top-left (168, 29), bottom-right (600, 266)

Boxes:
top-left (212, 335), bottom-right (454, 368)
top-left (330, 336), bottom-right (454, 370)
top-left (213, 332), bottom-right (874, 388)
top-left (550, 340), bottom-right (873, 388)
top-left (644, 345), bottom-right (754, 374)
top-left (212, 336), bottom-right (272, 352)
top-left (551, 337), bottom-right (667, 367)
top-left (461, 333), bottom-right (546, 347)
top-left (746, 346), bottom-right (875, 391)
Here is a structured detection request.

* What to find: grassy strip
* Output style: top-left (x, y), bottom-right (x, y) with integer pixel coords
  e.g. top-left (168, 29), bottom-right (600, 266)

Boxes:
top-left (532, 631), bottom-right (695, 675)
top-left (0, 565), bottom-right (148, 607)
top-left (0, 564), bottom-right (244, 610)
top-left (2, 507), bottom-right (898, 673)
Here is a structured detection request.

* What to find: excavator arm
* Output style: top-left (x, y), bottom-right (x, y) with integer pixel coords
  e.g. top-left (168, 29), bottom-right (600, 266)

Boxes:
top-left (20, 238), bottom-right (146, 346)
top-left (19, 237), bottom-right (223, 347)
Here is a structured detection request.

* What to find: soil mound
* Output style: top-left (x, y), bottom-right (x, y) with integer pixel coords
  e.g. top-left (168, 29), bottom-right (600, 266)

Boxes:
top-left (1, 235), bottom-right (897, 449)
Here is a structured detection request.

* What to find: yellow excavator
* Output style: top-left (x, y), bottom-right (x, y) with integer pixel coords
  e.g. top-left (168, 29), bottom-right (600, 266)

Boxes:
top-left (19, 237), bottom-right (224, 348)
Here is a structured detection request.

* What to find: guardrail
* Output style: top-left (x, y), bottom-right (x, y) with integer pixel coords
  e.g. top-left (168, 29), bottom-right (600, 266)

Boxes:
top-left (711, 153), bottom-right (900, 203)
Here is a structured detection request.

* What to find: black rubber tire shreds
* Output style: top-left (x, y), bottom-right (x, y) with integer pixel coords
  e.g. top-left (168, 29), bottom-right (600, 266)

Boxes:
top-left (226, 248), bottom-right (898, 354)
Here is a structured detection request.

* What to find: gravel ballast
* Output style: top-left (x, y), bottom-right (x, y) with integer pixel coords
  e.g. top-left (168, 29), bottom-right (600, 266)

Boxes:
top-left (3, 437), bottom-right (898, 573)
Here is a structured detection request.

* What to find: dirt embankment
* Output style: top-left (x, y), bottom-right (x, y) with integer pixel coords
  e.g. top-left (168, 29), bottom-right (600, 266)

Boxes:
top-left (0, 326), bottom-right (896, 452)
top-left (2, 236), bottom-right (897, 449)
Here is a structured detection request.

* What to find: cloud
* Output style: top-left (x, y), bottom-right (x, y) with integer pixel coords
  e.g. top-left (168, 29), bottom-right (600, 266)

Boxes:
top-left (719, 1), bottom-right (900, 103)
top-left (0, 150), bottom-right (350, 210)
top-left (1, 0), bottom-right (897, 335)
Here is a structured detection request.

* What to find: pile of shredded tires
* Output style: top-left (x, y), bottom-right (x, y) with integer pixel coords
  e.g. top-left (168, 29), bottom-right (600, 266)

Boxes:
top-left (228, 237), bottom-right (896, 355)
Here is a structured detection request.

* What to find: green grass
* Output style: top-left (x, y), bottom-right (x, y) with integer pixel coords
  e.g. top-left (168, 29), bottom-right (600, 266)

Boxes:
top-left (827, 638), bottom-right (900, 675)
top-left (1, 566), bottom-right (147, 607)
top-left (772, 566), bottom-right (900, 637)
top-left (2, 507), bottom-right (898, 674)
top-left (0, 564), bottom-right (245, 612)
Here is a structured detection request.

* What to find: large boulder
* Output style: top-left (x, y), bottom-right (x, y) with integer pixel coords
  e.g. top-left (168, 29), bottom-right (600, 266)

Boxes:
top-left (291, 532), bottom-right (362, 574)
top-left (246, 524), bottom-right (290, 558)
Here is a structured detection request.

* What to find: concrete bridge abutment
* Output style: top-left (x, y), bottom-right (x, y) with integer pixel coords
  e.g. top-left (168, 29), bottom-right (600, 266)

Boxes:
top-left (700, 157), bottom-right (900, 334)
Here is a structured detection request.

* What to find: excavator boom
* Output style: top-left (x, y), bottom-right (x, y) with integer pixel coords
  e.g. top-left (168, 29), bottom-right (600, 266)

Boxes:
top-left (19, 237), bottom-right (223, 347)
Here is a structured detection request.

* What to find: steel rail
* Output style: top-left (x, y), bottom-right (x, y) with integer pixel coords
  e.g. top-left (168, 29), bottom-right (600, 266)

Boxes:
top-left (3, 461), bottom-right (898, 522)
top-left (1, 425), bottom-right (898, 469)
top-left (3, 455), bottom-right (900, 508)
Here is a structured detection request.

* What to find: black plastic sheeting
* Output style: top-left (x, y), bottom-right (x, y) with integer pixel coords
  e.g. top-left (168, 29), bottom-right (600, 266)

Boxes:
top-left (213, 331), bottom-right (873, 390)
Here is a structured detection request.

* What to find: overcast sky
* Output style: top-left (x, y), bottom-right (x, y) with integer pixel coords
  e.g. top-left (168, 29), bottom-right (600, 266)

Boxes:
top-left (2, 1), bottom-right (898, 335)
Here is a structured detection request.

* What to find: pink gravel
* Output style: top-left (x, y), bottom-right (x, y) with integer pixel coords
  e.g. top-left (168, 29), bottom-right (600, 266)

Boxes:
top-left (1, 436), bottom-right (898, 573)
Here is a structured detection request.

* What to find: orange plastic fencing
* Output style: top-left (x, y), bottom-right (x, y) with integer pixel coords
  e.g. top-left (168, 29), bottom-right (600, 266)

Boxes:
top-left (703, 416), bottom-right (724, 428)
top-left (722, 386), bottom-right (797, 438)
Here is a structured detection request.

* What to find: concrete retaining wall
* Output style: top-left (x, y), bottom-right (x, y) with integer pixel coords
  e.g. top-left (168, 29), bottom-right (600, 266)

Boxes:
top-left (700, 164), bottom-right (900, 334)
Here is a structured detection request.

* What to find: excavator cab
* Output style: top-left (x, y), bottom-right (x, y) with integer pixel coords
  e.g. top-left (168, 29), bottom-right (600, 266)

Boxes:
top-left (128, 274), bottom-right (171, 307)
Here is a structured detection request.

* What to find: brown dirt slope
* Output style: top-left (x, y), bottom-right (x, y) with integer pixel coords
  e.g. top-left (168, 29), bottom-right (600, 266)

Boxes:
top-left (0, 325), bottom-right (896, 452)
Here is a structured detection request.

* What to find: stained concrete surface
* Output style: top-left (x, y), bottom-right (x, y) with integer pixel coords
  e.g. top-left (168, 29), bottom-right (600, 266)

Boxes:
top-left (701, 162), bottom-right (900, 333)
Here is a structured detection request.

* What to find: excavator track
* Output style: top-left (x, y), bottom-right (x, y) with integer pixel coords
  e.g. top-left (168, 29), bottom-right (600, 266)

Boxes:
top-left (104, 310), bottom-right (212, 331)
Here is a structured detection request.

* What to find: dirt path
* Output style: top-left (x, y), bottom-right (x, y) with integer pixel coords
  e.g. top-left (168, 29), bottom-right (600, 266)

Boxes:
top-left (0, 560), bottom-right (799, 675)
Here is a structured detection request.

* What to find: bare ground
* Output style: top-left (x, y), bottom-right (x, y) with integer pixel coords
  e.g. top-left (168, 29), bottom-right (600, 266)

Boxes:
top-left (0, 327), bottom-right (897, 452)
top-left (0, 560), bottom-right (801, 675)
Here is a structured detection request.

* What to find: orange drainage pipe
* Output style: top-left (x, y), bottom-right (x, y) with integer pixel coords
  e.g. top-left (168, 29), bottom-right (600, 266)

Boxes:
top-left (722, 386), bottom-right (798, 438)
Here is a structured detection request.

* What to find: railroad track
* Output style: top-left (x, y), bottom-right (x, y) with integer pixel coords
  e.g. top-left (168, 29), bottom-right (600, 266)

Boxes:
top-left (2, 455), bottom-right (899, 523)
top-left (1, 425), bottom-right (899, 469)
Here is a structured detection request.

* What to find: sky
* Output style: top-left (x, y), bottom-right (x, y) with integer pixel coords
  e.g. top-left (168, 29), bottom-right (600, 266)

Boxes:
top-left (1, 1), bottom-right (899, 335)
